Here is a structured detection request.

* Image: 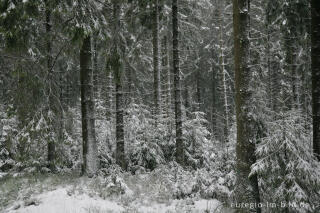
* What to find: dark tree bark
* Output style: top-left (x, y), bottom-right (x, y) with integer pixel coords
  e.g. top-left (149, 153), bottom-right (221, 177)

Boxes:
top-left (266, 9), bottom-right (272, 110)
top-left (80, 36), bottom-right (98, 176)
top-left (45, 3), bottom-right (55, 172)
top-left (233, 0), bottom-right (261, 212)
top-left (93, 35), bottom-right (99, 98)
top-left (111, 0), bottom-right (126, 170)
top-left (283, 3), bottom-right (300, 110)
top-left (105, 66), bottom-right (113, 120)
top-left (153, 0), bottom-right (161, 119)
top-left (284, 41), bottom-right (298, 109)
top-left (312, 0), bottom-right (320, 161)
top-left (266, 2), bottom-right (281, 114)
top-left (211, 55), bottom-right (217, 135)
top-left (172, 0), bottom-right (184, 165)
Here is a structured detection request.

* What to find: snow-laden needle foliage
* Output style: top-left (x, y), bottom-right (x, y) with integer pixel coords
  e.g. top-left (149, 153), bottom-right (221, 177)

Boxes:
top-left (252, 111), bottom-right (320, 213)
top-left (0, 0), bottom-right (320, 212)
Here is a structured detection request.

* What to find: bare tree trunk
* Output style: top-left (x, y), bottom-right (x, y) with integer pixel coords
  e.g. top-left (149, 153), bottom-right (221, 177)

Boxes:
top-left (162, 35), bottom-right (172, 121)
top-left (105, 67), bottom-right (113, 120)
top-left (284, 43), bottom-right (298, 109)
top-left (211, 50), bottom-right (217, 135)
top-left (45, 2), bottom-right (55, 172)
top-left (312, 0), bottom-right (320, 161)
top-left (80, 36), bottom-right (98, 177)
top-left (111, 0), bottom-right (126, 170)
top-left (219, 11), bottom-right (229, 143)
top-left (153, 0), bottom-right (161, 119)
top-left (283, 3), bottom-right (299, 110)
top-left (222, 67), bottom-right (229, 143)
top-left (233, 0), bottom-right (261, 212)
top-left (172, 0), bottom-right (184, 166)
top-left (93, 35), bottom-right (99, 98)
top-left (115, 63), bottom-right (125, 169)
top-left (266, 10), bottom-right (272, 110)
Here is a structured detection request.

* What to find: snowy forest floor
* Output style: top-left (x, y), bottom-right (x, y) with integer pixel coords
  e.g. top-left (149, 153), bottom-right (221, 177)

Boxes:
top-left (0, 171), bottom-right (233, 213)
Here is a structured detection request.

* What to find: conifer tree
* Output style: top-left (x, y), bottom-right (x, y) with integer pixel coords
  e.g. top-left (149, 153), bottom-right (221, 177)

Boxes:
top-left (80, 36), bottom-right (98, 176)
top-left (312, 0), bottom-right (320, 161)
top-left (233, 0), bottom-right (261, 212)
top-left (172, 0), bottom-right (184, 166)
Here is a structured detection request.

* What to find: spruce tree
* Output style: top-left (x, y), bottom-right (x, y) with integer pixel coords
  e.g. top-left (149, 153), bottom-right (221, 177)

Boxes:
top-left (312, 0), bottom-right (320, 161)
top-left (233, 0), bottom-right (261, 212)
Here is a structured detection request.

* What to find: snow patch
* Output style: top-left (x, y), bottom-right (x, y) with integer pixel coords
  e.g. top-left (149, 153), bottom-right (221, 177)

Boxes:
top-left (134, 199), bottom-right (221, 213)
top-left (6, 188), bottom-right (124, 213)
top-left (0, 172), bottom-right (8, 179)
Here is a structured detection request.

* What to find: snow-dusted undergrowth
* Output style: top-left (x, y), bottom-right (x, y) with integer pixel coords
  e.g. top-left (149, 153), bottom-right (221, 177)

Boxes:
top-left (0, 171), bottom-right (232, 213)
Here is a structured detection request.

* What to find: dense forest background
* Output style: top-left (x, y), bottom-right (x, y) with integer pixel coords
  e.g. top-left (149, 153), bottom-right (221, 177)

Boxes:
top-left (0, 0), bottom-right (320, 212)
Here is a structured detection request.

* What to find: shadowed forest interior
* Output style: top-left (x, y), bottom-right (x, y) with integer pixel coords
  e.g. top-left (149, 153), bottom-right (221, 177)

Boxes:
top-left (0, 0), bottom-right (320, 212)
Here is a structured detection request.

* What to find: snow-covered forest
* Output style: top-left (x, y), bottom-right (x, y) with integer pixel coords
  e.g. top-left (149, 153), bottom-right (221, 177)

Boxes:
top-left (0, 0), bottom-right (320, 212)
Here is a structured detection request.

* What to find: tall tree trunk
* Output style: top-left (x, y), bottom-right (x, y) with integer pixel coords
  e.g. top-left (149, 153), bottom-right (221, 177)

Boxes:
top-left (58, 66), bottom-right (64, 149)
top-left (283, 4), bottom-right (299, 110)
top-left (93, 35), bottom-right (99, 98)
top-left (153, 0), bottom-right (161, 119)
top-left (162, 35), bottom-right (172, 121)
top-left (45, 3), bottom-right (55, 171)
top-left (211, 55), bottom-right (217, 136)
top-left (105, 66), bottom-right (113, 150)
top-left (221, 66), bottom-right (229, 143)
top-left (284, 42), bottom-right (297, 109)
top-left (115, 61), bottom-right (125, 169)
top-left (233, 0), bottom-right (261, 212)
top-left (112, 0), bottom-right (126, 170)
top-left (312, 0), bottom-right (320, 161)
top-left (105, 66), bottom-right (113, 120)
top-left (266, 10), bottom-right (272, 110)
top-left (80, 36), bottom-right (98, 176)
top-left (219, 11), bottom-right (229, 143)
top-left (172, 0), bottom-right (184, 165)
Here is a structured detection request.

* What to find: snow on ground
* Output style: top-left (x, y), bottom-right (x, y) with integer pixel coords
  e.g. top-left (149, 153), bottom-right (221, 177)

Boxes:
top-left (1, 172), bottom-right (231, 213)
top-left (136, 199), bottom-right (222, 213)
top-left (5, 187), bottom-right (124, 213)
top-left (3, 187), bottom-right (223, 213)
